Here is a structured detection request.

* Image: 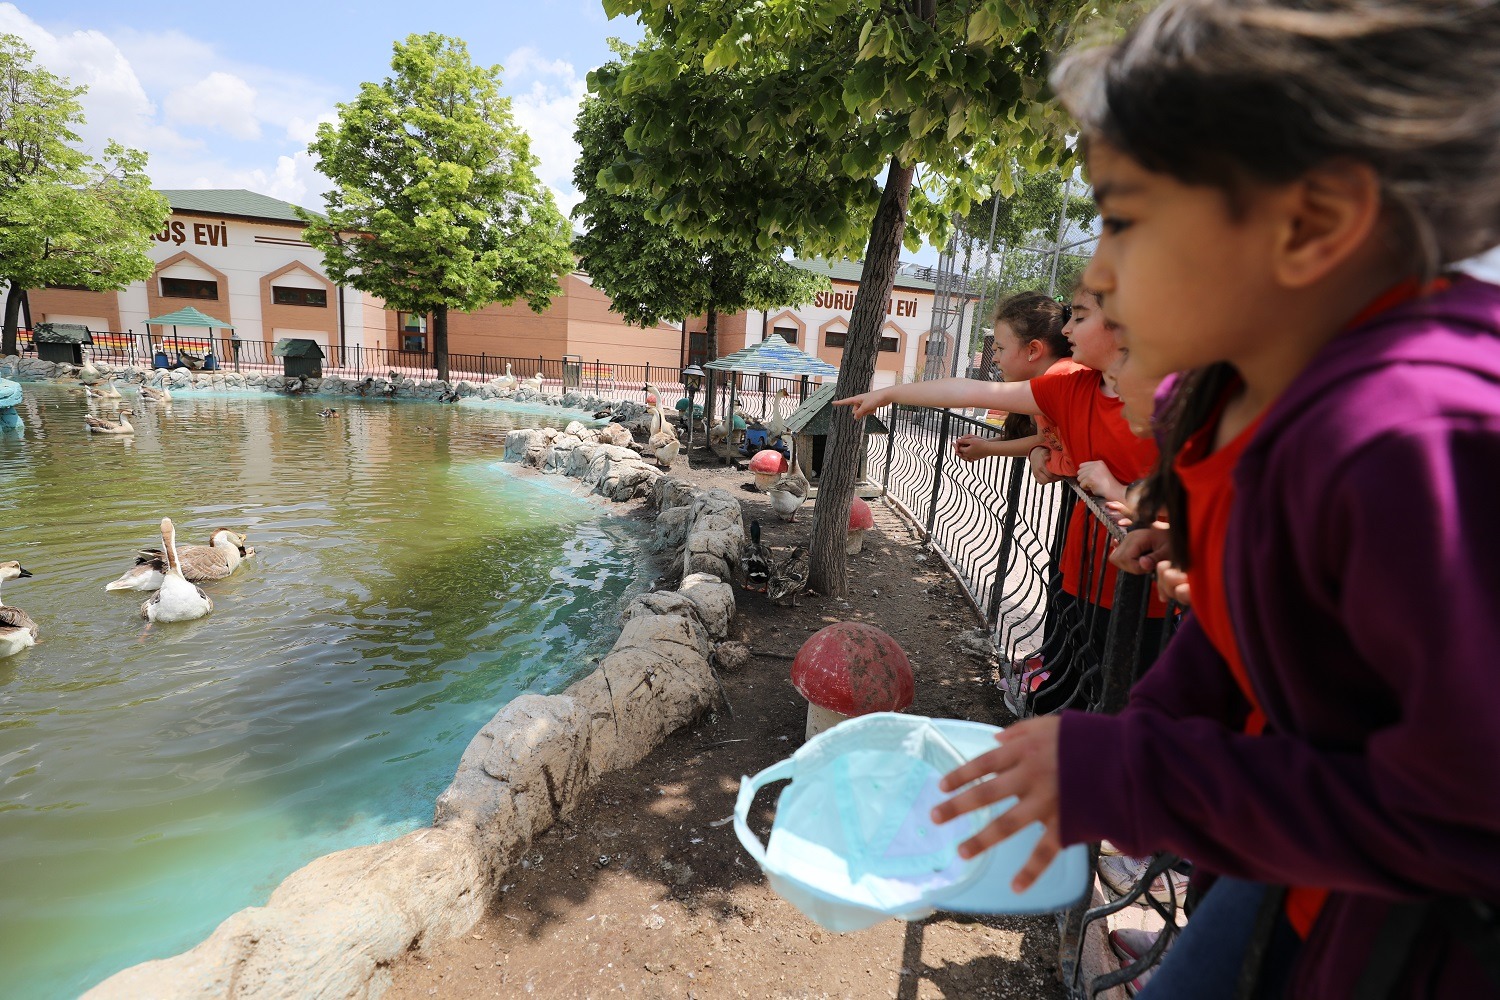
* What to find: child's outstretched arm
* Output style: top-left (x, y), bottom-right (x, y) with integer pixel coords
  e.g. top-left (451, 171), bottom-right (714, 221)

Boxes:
top-left (835, 377), bottom-right (1040, 420)
top-left (954, 433), bottom-right (1045, 462)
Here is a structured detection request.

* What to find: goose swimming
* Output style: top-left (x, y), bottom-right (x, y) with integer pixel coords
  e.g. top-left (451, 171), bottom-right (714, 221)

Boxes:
top-left (0, 561), bottom-right (38, 659)
top-left (141, 519), bottom-right (213, 622)
top-left (84, 408), bottom-right (135, 435)
top-left (107, 528), bottom-right (250, 591)
top-left (86, 383), bottom-right (122, 400)
top-left (140, 384), bottom-right (172, 403)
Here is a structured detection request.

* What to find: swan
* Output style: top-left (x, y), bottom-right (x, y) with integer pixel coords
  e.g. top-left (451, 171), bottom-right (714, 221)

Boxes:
top-left (85, 408), bottom-right (135, 435)
top-left (141, 519), bottom-right (213, 622)
top-left (0, 561), bottom-right (38, 659)
top-left (107, 528), bottom-right (251, 592)
top-left (492, 363), bottom-right (517, 390)
top-left (140, 384), bottom-right (172, 403)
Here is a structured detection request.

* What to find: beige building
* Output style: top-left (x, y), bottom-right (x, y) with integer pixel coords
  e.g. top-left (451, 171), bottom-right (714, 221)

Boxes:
top-left (24, 190), bottom-right (683, 371)
top-left (25, 191), bottom-right (964, 384)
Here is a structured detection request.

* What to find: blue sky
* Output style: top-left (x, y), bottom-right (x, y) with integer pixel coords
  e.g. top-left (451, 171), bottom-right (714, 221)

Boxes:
top-left (4, 1), bottom-right (643, 217)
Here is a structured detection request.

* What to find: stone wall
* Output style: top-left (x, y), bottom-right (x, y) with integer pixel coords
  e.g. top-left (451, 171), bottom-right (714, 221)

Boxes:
top-left (2, 355), bottom-right (657, 430)
top-left (83, 463), bottom-right (745, 1000)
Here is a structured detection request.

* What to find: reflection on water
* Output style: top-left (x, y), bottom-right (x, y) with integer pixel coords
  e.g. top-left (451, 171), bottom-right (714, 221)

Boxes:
top-left (0, 385), bottom-right (647, 999)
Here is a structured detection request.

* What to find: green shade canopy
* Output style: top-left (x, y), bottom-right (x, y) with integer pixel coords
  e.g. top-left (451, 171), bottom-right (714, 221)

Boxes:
top-left (704, 334), bottom-right (838, 377)
top-left (144, 306), bottom-right (235, 330)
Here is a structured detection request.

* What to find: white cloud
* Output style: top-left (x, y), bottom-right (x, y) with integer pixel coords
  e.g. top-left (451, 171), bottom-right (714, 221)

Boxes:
top-left (0, 4), bottom-right (335, 209)
top-left (505, 47), bottom-right (587, 222)
top-left (164, 71), bottom-right (261, 140)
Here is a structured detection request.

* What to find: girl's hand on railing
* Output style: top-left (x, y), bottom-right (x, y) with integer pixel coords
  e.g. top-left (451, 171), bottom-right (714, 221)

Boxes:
top-left (832, 388), bottom-right (888, 419)
top-left (1027, 446), bottom-right (1062, 484)
top-left (953, 434), bottom-right (994, 462)
top-left (931, 715), bottom-right (1062, 893)
top-left (1110, 523), bottom-right (1172, 574)
top-left (1076, 460), bottom-right (1128, 503)
top-left (1156, 561), bottom-right (1192, 606)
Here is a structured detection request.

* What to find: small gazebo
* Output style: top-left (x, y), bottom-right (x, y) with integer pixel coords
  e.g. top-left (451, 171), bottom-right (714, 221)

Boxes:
top-left (704, 334), bottom-right (837, 452)
top-left (144, 306), bottom-right (234, 370)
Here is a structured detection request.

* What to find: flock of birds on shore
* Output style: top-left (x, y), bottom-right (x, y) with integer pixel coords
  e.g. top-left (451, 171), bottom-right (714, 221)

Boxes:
top-left (0, 518), bottom-right (252, 658)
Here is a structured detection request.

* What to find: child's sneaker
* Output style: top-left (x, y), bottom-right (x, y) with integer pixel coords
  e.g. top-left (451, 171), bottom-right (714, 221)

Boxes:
top-left (1096, 855), bottom-right (1189, 905)
top-left (1110, 928), bottom-right (1170, 997)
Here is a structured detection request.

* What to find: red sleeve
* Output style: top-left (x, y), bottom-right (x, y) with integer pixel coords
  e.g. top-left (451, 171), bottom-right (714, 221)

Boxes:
top-left (1029, 368), bottom-right (1092, 431)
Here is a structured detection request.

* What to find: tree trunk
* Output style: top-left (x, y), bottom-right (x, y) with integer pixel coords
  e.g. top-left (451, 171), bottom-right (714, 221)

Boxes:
top-left (808, 157), bottom-right (915, 597)
top-left (2, 282), bottom-right (22, 358)
top-left (703, 304), bottom-right (718, 433)
top-left (433, 305), bottom-right (450, 383)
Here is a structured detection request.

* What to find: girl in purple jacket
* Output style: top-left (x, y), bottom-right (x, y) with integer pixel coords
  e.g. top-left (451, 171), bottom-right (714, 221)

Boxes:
top-left (920, 1), bottom-right (1500, 996)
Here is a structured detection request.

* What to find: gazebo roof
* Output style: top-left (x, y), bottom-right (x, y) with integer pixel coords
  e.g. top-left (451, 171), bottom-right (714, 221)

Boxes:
top-left (144, 306), bottom-right (234, 330)
top-left (785, 382), bottom-right (887, 436)
top-left (704, 334), bottom-right (837, 377)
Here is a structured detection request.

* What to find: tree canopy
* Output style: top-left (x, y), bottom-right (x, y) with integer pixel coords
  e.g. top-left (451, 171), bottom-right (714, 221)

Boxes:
top-left (302, 33), bottom-right (573, 382)
top-left (572, 77), bottom-right (826, 365)
top-left (596, 0), bottom-right (1113, 595)
top-left (0, 34), bottom-right (167, 356)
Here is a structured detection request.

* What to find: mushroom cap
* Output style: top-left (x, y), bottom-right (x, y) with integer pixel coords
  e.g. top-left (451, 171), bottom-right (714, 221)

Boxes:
top-left (749, 450), bottom-right (789, 474)
top-left (848, 497), bottom-right (874, 531)
top-left (791, 622), bottom-right (914, 717)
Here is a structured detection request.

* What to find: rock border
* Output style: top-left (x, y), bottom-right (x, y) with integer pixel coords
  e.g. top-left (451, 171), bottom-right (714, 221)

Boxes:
top-left (84, 438), bottom-right (744, 999)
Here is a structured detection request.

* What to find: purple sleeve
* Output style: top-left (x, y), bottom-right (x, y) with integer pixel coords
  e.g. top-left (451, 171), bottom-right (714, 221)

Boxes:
top-left (1058, 424), bottom-right (1500, 898)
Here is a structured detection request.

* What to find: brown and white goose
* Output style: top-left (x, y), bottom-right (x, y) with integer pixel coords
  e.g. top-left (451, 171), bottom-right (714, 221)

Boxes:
top-left (84, 408), bottom-right (135, 435)
top-left (0, 561), bottom-right (38, 658)
top-left (768, 470), bottom-right (809, 522)
top-left (106, 528), bottom-right (251, 591)
top-left (140, 384), bottom-right (172, 403)
top-left (141, 519), bottom-right (213, 623)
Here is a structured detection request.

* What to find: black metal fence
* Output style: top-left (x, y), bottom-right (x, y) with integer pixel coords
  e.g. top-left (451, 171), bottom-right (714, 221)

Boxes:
top-left (872, 402), bottom-right (1184, 999)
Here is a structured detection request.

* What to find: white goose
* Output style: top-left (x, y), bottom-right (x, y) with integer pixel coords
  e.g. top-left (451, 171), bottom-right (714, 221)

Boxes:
top-left (141, 518), bottom-right (213, 622)
top-left (85, 408), bottom-right (135, 435)
top-left (766, 387), bottom-right (792, 446)
top-left (0, 561), bottom-right (38, 659)
top-left (492, 363), bottom-right (517, 390)
top-left (768, 470), bottom-right (809, 522)
top-left (523, 372), bottom-right (545, 393)
top-left (107, 528), bottom-right (251, 592)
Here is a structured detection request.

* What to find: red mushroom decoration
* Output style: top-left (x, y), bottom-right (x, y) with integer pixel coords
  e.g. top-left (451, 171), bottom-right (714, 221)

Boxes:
top-left (749, 449), bottom-right (789, 490)
top-left (846, 497), bottom-right (874, 554)
top-left (791, 622), bottom-right (915, 738)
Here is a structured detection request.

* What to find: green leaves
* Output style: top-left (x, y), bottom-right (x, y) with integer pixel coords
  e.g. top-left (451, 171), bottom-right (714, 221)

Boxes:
top-left (0, 34), bottom-right (167, 325)
top-left (303, 33), bottom-right (571, 320)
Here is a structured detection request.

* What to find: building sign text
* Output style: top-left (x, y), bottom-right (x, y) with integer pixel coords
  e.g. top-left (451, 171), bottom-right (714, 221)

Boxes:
top-left (153, 219), bottom-right (231, 248)
top-left (814, 286), bottom-right (919, 318)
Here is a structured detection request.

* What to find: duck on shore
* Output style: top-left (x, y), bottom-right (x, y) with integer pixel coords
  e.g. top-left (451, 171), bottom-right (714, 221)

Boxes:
top-left (0, 561), bottom-right (38, 658)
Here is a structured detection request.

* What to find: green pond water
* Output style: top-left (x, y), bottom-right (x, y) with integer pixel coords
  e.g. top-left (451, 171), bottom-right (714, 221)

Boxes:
top-left (0, 384), bottom-right (650, 999)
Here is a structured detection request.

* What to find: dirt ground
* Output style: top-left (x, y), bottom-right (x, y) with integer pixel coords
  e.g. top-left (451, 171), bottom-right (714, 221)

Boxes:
top-left (385, 451), bottom-right (1063, 1000)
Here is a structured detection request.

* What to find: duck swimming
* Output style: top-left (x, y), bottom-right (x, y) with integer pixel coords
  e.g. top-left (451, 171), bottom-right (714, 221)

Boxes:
top-left (106, 528), bottom-right (251, 591)
top-left (318, 408), bottom-right (338, 418)
top-left (0, 561), bottom-right (38, 659)
top-left (85, 408), bottom-right (135, 435)
top-left (141, 519), bottom-right (213, 623)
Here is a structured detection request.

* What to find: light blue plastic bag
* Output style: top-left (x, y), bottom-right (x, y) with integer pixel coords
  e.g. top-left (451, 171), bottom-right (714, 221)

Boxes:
top-left (734, 712), bottom-right (1089, 932)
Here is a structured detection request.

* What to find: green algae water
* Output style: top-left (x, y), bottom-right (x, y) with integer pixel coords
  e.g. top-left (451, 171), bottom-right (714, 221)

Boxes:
top-left (0, 384), bottom-right (649, 999)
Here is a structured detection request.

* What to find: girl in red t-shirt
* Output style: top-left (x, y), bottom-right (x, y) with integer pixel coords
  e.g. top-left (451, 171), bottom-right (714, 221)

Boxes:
top-left (952, 291), bottom-right (1084, 471)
